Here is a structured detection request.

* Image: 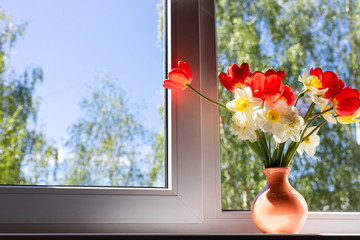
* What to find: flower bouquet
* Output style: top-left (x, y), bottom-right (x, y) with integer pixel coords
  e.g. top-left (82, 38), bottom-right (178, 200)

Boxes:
top-left (163, 61), bottom-right (360, 233)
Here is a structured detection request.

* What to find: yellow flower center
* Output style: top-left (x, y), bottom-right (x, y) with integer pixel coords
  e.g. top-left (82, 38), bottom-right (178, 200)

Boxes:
top-left (323, 105), bottom-right (332, 115)
top-left (278, 96), bottom-right (288, 103)
top-left (234, 82), bottom-right (245, 89)
top-left (331, 99), bottom-right (338, 113)
top-left (304, 137), bottom-right (310, 143)
top-left (182, 80), bottom-right (191, 90)
top-left (266, 109), bottom-right (281, 122)
top-left (308, 76), bottom-right (322, 89)
top-left (235, 97), bottom-right (249, 112)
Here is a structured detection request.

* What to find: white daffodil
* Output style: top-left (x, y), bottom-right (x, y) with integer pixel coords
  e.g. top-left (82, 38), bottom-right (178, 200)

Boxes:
top-left (298, 68), bottom-right (328, 104)
top-left (230, 112), bottom-right (258, 142)
top-left (318, 101), bottom-right (337, 124)
top-left (310, 92), bottom-right (329, 106)
top-left (226, 87), bottom-right (263, 121)
top-left (297, 126), bottom-right (320, 156)
top-left (253, 100), bottom-right (292, 141)
top-left (273, 106), bottom-right (305, 143)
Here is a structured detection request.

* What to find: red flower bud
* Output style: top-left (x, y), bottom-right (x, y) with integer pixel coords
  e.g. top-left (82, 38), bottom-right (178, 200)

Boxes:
top-left (163, 61), bottom-right (192, 92)
top-left (219, 63), bottom-right (251, 92)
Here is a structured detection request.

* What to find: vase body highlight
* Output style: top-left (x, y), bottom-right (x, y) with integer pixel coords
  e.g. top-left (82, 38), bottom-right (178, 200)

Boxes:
top-left (251, 167), bottom-right (308, 233)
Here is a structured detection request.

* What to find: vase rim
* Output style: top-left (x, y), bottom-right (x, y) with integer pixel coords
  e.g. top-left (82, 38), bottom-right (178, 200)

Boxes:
top-left (262, 167), bottom-right (291, 174)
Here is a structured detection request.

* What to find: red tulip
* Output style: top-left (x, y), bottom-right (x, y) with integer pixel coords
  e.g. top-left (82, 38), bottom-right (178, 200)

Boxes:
top-left (277, 85), bottom-right (296, 106)
top-left (332, 87), bottom-right (360, 116)
top-left (219, 63), bottom-right (251, 92)
top-left (246, 71), bottom-right (284, 104)
top-left (163, 61), bottom-right (192, 92)
top-left (310, 68), bottom-right (344, 99)
top-left (264, 69), bottom-right (285, 80)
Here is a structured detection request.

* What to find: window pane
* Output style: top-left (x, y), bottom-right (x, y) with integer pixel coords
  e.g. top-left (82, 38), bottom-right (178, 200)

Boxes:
top-left (0, 0), bottom-right (166, 187)
top-left (216, 0), bottom-right (360, 211)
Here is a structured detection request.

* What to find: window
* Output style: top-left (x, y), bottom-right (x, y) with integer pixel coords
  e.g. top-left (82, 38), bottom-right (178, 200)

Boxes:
top-left (0, 0), bottom-right (166, 188)
top-left (0, 0), bottom-right (359, 235)
top-left (216, 0), bottom-right (360, 212)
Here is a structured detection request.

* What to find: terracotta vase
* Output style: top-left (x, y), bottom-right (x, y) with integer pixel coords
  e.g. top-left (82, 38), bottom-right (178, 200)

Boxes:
top-left (251, 167), bottom-right (308, 233)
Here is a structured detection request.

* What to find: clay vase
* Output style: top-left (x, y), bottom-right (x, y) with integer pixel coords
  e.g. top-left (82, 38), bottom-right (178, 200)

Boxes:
top-left (251, 167), bottom-right (308, 233)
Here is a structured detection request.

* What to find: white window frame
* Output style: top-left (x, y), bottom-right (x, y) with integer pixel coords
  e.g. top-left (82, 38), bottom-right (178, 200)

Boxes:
top-left (0, 0), bottom-right (359, 235)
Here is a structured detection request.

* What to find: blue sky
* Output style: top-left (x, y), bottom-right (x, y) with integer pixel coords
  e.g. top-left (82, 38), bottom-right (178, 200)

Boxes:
top-left (0, 0), bottom-right (164, 146)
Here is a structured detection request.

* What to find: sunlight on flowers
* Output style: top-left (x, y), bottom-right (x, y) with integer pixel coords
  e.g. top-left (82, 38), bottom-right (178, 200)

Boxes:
top-left (163, 61), bottom-right (360, 168)
top-left (297, 127), bottom-right (320, 156)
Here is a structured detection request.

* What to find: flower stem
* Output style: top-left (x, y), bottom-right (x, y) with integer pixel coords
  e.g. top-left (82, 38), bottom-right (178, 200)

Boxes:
top-left (294, 89), bottom-right (308, 107)
top-left (278, 142), bottom-right (285, 166)
top-left (187, 84), bottom-right (234, 114)
top-left (257, 130), bottom-right (271, 167)
top-left (284, 107), bottom-right (333, 166)
top-left (245, 140), bottom-right (266, 168)
top-left (268, 133), bottom-right (272, 164)
top-left (300, 106), bottom-right (333, 142)
top-left (304, 102), bottom-right (315, 122)
top-left (302, 120), bottom-right (327, 142)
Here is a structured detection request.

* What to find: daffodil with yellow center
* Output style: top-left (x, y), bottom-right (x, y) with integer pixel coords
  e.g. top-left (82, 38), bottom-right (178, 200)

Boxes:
top-left (297, 126), bottom-right (320, 156)
top-left (266, 109), bottom-right (281, 122)
top-left (230, 112), bottom-right (258, 142)
top-left (298, 68), bottom-right (328, 105)
top-left (226, 87), bottom-right (263, 121)
top-left (307, 76), bottom-right (323, 89)
top-left (273, 106), bottom-right (305, 143)
top-left (254, 100), bottom-right (292, 141)
top-left (235, 97), bottom-right (249, 112)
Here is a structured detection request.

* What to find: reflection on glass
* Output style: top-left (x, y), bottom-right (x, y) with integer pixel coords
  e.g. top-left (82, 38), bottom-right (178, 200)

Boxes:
top-left (0, 0), bottom-right (165, 187)
top-left (217, 0), bottom-right (360, 211)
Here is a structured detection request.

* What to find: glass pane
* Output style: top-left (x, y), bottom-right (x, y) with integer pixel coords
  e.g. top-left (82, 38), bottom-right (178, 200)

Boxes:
top-left (0, 0), bottom-right (166, 187)
top-left (216, 0), bottom-right (360, 211)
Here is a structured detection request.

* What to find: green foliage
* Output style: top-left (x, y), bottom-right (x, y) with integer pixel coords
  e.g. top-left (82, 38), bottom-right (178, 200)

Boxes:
top-left (147, 106), bottom-right (165, 187)
top-left (64, 76), bottom-right (158, 186)
top-left (216, 0), bottom-right (360, 211)
top-left (0, 12), bottom-right (57, 185)
top-left (156, 0), bottom-right (164, 47)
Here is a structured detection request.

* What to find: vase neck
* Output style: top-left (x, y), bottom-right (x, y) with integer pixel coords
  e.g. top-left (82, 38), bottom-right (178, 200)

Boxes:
top-left (263, 167), bottom-right (290, 188)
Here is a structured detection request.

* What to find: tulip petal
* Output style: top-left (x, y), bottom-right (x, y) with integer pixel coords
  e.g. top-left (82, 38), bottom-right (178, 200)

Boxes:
top-left (163, 79), bottom-right (186, 92)
top-left (168, 69), bottom-right (188, 84)
top-left (240, 62), bottom-right (251, 77)
top-left (178, 61), bottom-right (192, 80)
top-left (338, 116), bottom-right (360, 124)
top-left (219, 72), bottom-right (234, 92)
top-left (310, 67), bottom-right (323, 79)
top-left (322, 71), bottom-right (344, 99)
top-left (336, 97), bottom-right (360, 116)
top-left (229, 64), bottom-right (242, 85)
top-left (251, 72), bottom-right (266, 92)
top-left (279, 85), bottom-right (296, 106)
top-left (266, 75), bottom-right (283, 94)
top-left (334, 87), bottom-right (360, 102)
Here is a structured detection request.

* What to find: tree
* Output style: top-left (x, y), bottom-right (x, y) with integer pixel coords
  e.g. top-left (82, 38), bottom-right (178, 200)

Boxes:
top-left (216, 0), bottom-right (360, 211)
top-left (64, 75), bottom-right (157, 186)
top-left (147, 106), bottom-right (165, 187)
top-left (0, 12), bottom-right (57, 185)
